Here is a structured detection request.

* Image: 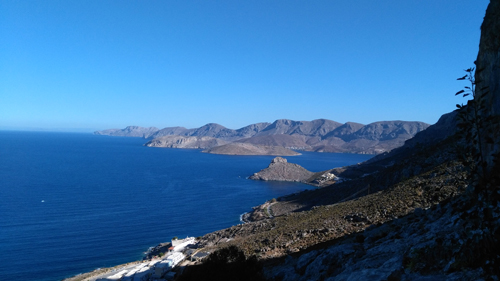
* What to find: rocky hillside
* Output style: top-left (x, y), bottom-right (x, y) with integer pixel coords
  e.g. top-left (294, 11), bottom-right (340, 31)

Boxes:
top-left (144, 135), bottom-right (228, 149)
top-left (185, 2), bottom-right (500, 279)
top-left (193, 97), bottom-right (463, 252)
top-left (95, 119), bottom-right (429, 155)
top-left (203, 143), bottom-right (300, 156)
top-left (249, 157), bottom-right (315, 183)
top-left (191, 106), bottom-right (495, 279)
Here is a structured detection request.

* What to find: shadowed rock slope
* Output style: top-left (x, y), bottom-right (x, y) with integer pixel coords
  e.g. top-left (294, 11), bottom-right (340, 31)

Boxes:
top-left (196, 128), bottom-right (466, 253)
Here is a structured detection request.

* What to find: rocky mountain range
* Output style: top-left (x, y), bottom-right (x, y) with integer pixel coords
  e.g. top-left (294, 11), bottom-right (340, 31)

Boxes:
top-left (95, 119), bottom-right (430, 155)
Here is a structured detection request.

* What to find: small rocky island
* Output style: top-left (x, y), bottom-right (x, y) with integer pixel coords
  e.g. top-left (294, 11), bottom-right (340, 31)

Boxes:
top-left (249, 157), bottom-right (314, 182)
top-left (249, 157), bottom-right (338, 186)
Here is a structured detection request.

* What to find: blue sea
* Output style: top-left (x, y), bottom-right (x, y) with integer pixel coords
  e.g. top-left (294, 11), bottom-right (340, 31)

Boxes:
top-left (0, 131), bottom-right (372, 281)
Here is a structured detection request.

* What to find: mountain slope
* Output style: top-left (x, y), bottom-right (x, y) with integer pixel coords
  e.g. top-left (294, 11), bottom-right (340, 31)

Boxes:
top-left (255, 119), bottom-right (343, 137)
top-left (95, 119), bottom-right (430, 154)
top-left (148, 127), bottom-right (189, 138)
top-left (203, 143), bottom-right (300, 156)
top-left (144, 135), bottom-right (228, 149)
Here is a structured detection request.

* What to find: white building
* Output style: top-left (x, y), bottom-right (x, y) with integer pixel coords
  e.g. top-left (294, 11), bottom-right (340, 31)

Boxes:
top-left (171, 237), bottom-right (195, 252)
top-left (154, 252), bottom-right (185, 278)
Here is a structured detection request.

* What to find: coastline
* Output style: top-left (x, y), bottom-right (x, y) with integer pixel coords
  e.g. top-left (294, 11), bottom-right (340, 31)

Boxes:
top-left (44, 146), bottom-right (369, 281)
top-left (63, 261), bottom-right (142, 281)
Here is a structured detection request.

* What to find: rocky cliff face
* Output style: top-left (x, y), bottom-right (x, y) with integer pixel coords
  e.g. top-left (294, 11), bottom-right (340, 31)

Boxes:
top-left (475, 0), bottom-right (500, 174)
top-left (144, 136), bottom-right (227, 149)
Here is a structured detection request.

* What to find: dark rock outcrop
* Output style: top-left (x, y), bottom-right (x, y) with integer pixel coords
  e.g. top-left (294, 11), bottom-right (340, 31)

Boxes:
top-left (475, 0), bottom-right (500, 172)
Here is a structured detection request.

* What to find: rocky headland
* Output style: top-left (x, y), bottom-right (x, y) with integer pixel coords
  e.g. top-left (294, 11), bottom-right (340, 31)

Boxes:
top-left (203, 143), bottom-right (300, 156)
top-left (144, 135), bottom-right (228, 149)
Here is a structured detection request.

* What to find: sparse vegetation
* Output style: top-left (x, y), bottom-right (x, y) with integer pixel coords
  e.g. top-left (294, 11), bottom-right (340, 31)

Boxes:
top-left (178, 245), bottom-right (265, 281)
top-left (402, 65), bottom-right (500, 276)
top-left (198, 159), bottom-right (467, 259)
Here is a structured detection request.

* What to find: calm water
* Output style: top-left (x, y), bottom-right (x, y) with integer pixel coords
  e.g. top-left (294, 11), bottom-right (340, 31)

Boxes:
top-left (0, 131), bottom-right (371, 281)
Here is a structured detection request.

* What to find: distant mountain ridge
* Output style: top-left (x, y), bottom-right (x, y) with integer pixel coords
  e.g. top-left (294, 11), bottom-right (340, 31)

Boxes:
top-left (94, 126), bottom-right (159, 138)
top-left (94, 118), bottom-right (430, 155)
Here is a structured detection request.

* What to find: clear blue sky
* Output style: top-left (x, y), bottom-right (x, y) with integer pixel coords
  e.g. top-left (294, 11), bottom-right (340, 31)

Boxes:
top-left (0, 1), bottom-right (490, 132)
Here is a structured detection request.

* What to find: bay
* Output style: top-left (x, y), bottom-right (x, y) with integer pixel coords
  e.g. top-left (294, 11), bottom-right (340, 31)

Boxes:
top-left (0, 131), bottom-right (372, 281)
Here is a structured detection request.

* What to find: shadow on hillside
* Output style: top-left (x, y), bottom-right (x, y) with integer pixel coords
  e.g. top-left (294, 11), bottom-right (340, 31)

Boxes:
top-left (270, 136), bottom-right (459, 218)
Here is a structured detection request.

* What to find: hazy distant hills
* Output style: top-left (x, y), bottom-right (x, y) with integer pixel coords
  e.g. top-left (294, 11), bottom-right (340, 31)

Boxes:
top-left (95, 119), bottom-right (430, 155)
top-left (94, 126), bottom-right (159, 138)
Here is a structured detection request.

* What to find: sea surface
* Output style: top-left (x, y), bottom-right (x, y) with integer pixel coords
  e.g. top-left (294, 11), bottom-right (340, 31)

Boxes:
top-left (0, 131), bottom-right (372, 281)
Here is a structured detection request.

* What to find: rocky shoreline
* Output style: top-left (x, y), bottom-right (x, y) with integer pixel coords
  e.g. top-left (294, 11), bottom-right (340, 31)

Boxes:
top-left (66, 113), bottom-right (472, 281)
